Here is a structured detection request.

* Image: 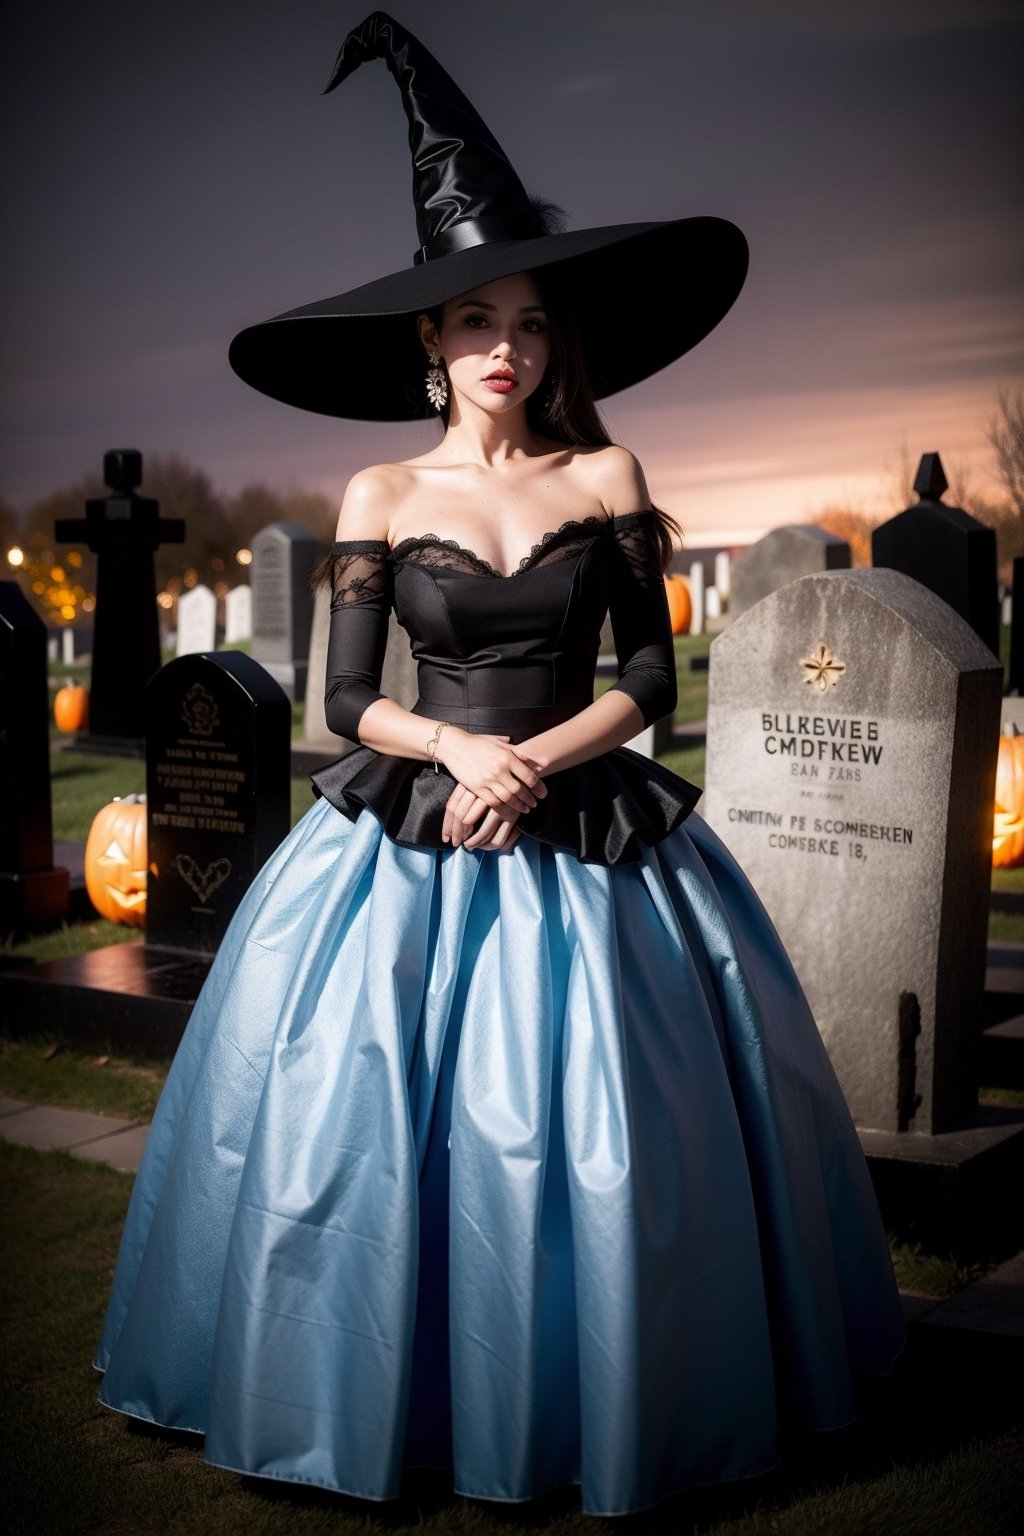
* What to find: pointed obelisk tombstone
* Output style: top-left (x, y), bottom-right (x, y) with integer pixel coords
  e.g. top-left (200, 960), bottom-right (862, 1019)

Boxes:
top-left (872, 452), bottom-right (999, 657)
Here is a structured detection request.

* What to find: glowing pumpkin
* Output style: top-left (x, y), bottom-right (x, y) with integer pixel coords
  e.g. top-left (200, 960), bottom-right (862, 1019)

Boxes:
top-left (664, 574), bottom-right (692, 636)
top-left (54, 682), bottom-right (89, 733)
top-left (85, 795), bottom-right (148, 925)
top-left (992, 728), bottom-right (1024, 868)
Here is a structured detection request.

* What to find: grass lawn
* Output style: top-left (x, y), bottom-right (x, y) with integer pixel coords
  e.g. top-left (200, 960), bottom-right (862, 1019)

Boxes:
top-left (1, 1140), bottom-right (1021, 1535)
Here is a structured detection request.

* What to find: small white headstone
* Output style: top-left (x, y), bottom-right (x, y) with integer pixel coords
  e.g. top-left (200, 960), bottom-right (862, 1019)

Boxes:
top-left (1002, 593), bottom-right (1012, 628)
top-left (61, 628), bottom-right (75, 664)
top-left (176, 584), bottom-right (217, 657)
top-left (688, 561), bottom-right (705, 636)
top-left (705, 586), bottom-right (721, 621)
top-left (225, 584), bottom-right (252, 643)
top-left (715, 551), bottom-right (731, 602)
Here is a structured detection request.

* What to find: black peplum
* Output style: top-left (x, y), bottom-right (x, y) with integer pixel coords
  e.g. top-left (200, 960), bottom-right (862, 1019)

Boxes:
top-left (311, 509), bottom-right (699, 864)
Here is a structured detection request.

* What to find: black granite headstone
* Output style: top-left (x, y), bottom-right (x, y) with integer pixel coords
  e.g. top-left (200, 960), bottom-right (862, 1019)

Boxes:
top-left (55, 449), bottom-right (185, 754)
top-left (146, 652), bottom-right (290, 956)
top-left (872, 452), bottom-right (999, 658)
top-left (251, 523), bottom-right (320, 703)
top-left (1010, 556), bottom-right (1024, 694)
top-left (0, 582), bottom-right (69, 932)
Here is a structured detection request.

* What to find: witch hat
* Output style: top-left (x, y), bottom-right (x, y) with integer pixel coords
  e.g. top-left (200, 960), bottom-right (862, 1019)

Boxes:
top-left (229, 11), bottom-right (748, 421)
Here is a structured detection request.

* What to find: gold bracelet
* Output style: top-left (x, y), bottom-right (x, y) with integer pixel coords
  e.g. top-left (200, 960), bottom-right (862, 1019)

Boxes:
top-left (426, 720), bottom-right (449, 774)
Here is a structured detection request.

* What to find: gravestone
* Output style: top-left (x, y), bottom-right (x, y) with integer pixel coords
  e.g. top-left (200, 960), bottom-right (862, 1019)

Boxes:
top-left (730, 525), bottom-right (850, 620)
top-left (703, 568), bottom-right (1001, 1135)
top-left (0, 582), bottom-right (69, 931)
top-left (714, 551), bottom-right (731, 605)
top-left (54, 449), bottom-right (184, 752)
top-left (175, 584), bottom-right (217, 657)
top-left (146, 652), bottom-right (290, 956)
top-left (687, 560), bottom-right (704, 635)
top-left (61, 628), bottom-right (75, 664)
top-left (872, 453), bottom-right (999, 657)
top-left (1009, 556), bottom-right (1024, 694)
top-left (705, 586), bottom-right (721, 621)
top-left (251, 524), bottom-right (319, 702)
top-left (225, 583), bottom-right (252, 643)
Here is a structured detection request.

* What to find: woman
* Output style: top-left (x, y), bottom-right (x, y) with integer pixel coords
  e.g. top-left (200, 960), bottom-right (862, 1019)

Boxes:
top-left (96, 14), bottom-right (904, 1516)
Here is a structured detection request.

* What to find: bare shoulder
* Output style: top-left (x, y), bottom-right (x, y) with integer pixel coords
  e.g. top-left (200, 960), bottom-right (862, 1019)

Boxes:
top-left (570, 444), bottom-right (651, 517)
top-left (334, 463), bottom-right (416, 542)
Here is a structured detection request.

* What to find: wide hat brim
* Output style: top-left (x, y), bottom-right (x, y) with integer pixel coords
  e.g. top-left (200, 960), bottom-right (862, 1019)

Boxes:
top-left (228, 216), bottom-right (748, 421)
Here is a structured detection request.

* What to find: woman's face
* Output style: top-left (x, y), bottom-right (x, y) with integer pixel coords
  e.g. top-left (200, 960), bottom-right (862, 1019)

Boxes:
top-left (419, 272), bottom-right (551, 415)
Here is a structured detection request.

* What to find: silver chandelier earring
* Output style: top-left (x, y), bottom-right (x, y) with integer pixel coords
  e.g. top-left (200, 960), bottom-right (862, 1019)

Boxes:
top-left (425, 351), bottom-right (448, 411)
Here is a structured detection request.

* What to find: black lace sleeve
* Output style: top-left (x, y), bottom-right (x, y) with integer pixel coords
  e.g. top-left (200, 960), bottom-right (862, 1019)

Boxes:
top-left (606, 511), bottom-right (677, 726)
top-left (322, 541), bottom-right (393, 742)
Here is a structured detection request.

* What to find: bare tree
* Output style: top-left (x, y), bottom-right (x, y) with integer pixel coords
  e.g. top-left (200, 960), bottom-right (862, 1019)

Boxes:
top-left (988, 387), bottom-right (1024, 518)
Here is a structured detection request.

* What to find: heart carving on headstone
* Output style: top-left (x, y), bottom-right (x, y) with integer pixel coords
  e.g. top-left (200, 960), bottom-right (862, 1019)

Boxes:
top-left (173, 854), bottom-right (232, 904)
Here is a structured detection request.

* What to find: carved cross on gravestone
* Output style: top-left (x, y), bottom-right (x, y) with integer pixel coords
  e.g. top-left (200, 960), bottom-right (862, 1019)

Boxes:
top-left (55, 449), bottom-right (184, 754)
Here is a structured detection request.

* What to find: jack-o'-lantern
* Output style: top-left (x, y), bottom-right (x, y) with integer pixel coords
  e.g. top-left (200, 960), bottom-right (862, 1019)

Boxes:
top-left (664, 574), bottom-right (692, 636)
top-left (54, 682), bottom-right (89, 733)
top-left (992, 727), bottom-right (1024, 869)
top-left (85, 795), bottom-right (148, 925)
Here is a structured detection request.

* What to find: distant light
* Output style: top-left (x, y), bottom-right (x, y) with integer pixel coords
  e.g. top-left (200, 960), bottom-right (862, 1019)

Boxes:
top-left (212, 556), bottom-right (225, 572)
top-left (236, 548), bottom-right (252, 566)
top-left (157, 591), bottom-right (174, 610)
top-left (60, 604), bottom-right (75, 620)
top-left (6, 546), bottom-right (24, 567)
top-left (67, 550), bottom-right (83, 568)
top-left (214, 580), bottom-right (229, 598)
top-left (183, 568), bottom-right (199, 589)
top-left (50, 565), bottom-right (65, 582)
top-left (82, 596), bottom-right (96, 613)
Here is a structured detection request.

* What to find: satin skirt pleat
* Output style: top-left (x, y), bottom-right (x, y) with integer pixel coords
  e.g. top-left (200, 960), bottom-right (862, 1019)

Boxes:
top-left (95, 799), bottom-right (904, 1515)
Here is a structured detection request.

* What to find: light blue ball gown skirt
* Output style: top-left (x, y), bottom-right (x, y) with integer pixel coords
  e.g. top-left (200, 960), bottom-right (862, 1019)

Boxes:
top-left (95, 798), bottom-right (905, 1516)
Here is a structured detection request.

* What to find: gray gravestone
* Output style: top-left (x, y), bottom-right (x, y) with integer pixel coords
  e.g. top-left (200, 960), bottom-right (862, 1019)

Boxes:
top-left (730, 525), bottom-right (850, 620)
top-left (251, 524), bottom-right (319, 702)
top-left (872, 452), bottom-right (999, 657)
top-left (175, 584), bottom-right (217, 657)
top-left (225, 583), bottom-right (252, 643)
top-left (703, 568), bottom-right (1001, 1135)
top-left (0, 582), bottom-right (69, 931)
top-left (146, 652), bottom-right (290, 956)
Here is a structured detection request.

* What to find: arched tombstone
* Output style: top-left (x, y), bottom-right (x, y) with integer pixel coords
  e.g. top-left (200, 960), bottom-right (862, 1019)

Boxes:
top-left (703, 567), bottom-right (1002, 1135)
top-left (146, 652), bottom-right (290, 956)
top-left (730, 525), bottom-right (850, 620)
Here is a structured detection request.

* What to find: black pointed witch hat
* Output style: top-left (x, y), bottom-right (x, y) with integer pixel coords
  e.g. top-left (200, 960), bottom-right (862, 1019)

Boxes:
top-left (228, 11), bottom-right (748, 421)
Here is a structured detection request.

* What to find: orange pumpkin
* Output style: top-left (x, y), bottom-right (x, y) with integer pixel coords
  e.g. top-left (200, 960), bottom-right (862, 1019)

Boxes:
top-left (54, 681), bottom-right (89, 733)
top-left (664, 574), bottom-right (692, 636)
top-left (992, 728), bottom-right (1024, 868)
top-left (85, 795), bottom-right (148, 925)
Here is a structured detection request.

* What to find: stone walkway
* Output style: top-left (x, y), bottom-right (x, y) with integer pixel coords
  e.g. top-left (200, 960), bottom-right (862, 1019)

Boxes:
top-left (3, 1092), bottom-right (1023, 1342)
top-left (0, 1094), bottom-right (148, 1174)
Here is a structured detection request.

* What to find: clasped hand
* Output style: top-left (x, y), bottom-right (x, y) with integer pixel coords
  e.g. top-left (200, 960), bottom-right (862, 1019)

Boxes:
top-left (437, 729), bottom-right (546, 852)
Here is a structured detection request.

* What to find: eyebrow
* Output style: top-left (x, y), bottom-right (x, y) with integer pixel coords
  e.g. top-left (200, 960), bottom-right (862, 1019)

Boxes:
top-left (453, 300), bottom-right (548, 314)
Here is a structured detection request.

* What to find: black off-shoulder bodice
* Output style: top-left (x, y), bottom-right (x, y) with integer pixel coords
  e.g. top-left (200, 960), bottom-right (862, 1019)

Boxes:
top-left (311, 510), bottom-right (699, 864)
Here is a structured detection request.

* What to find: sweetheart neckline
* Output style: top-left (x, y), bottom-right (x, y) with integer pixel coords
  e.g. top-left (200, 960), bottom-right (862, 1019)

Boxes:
top-left (388, 514), bottom-right (613, 580)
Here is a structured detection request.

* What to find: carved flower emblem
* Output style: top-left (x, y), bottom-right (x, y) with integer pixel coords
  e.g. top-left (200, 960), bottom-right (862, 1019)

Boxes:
top-left (801, 642), bottom-right (846, 691)
top-left (181, 682), bottom-right (220, 736)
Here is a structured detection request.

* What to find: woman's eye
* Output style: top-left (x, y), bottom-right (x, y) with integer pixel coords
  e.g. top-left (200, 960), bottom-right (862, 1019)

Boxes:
top-left (522, 318), bottom-right (548, 333)
top-left (464, 313), bottom-right (489, 328)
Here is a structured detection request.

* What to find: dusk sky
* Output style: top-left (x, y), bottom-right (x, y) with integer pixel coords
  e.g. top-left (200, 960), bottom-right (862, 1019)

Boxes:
top-left (3, 0), bottom-right (1021, 543)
